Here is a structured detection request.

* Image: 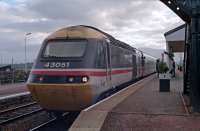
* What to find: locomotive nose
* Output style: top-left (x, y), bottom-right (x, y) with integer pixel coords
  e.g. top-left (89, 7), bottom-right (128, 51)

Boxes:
top-left (27, 83), bottom-right (93, 111)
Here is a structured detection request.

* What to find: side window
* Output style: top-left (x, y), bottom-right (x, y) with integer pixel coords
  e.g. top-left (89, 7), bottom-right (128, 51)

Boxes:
top-left (96, 43), bottom-right (106, 68)
top-left (111, 45), bottom-right (119, 68)
top-left (123, 50), bottom-right (132, 67)
top-left (111, 45), bottom-right (132, 68)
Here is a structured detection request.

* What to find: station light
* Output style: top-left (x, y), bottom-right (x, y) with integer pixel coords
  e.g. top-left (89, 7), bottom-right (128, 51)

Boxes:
top-left (168, 1), bottom-right (171, 4)
top-left (177, 7), bottom-right (180, 10)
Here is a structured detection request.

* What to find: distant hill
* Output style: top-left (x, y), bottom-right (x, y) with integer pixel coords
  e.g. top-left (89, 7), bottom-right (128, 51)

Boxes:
top-left (139, 47), bottom-right (164, 59)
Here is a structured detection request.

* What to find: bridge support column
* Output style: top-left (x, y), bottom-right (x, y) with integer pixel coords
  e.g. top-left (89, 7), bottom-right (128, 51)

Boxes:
top-left (190, 10), bottom-right (200, 112)
top-left (183, 24), bottom-right (190, 95)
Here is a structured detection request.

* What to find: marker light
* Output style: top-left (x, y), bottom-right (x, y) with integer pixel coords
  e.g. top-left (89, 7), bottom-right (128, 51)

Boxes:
top-left (82, 76), bottom-right (88, 83)
top-left (39, 77), bottom-right (43, 82)
top-left (68, 77), bottom-right (74, 82)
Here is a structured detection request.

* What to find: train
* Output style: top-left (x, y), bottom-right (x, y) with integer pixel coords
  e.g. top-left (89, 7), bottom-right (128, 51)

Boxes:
top-left (27, 25), bottom-right (156, 112)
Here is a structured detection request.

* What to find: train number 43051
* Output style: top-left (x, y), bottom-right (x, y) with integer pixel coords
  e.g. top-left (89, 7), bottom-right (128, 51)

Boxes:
top-left (44, 62), bottom-right (70, 68)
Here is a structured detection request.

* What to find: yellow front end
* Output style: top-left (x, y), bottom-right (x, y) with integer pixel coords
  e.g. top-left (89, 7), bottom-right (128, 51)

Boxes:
top-left (27, 83), bottom-right (92, 111)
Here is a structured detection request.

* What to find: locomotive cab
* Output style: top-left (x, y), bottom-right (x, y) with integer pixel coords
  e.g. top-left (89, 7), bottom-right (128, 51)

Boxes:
top-left (28, 38), bottom-right (104, 111)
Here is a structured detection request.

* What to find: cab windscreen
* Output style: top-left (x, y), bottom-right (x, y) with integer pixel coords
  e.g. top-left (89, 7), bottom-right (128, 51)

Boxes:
top-left (43, 40), bottom-right (87, 58)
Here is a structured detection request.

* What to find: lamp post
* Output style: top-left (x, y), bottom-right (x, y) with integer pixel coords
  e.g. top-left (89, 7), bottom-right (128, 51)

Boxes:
top-left (24, 32), bottom-right (32, 74)
top-left (0, 54), bottom-right (2, 65)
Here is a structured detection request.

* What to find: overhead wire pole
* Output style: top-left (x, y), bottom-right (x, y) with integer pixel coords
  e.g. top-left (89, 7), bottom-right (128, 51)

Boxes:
top-left (0, 55), bottom-right (2, 66)
top-left (160, 0), bottom-right (200, 112)
top-left (11, 57), bottom-right (14, 83)
top-left (0, 53), bottom-right (1, 65)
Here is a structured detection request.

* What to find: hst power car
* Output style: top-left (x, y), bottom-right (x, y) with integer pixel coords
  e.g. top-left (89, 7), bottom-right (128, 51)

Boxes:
top-left (27, 25), bottom-right (156, 112)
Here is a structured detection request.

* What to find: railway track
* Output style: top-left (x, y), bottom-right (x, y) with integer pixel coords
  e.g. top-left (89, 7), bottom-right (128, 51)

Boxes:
top-left (0, 92), bottom-right (33, 111)
top-left (29, 112), bottom-right (79, 131)
top-left (29, 117), bottom-right (57, 131)
top-left (0, 102), bottom-right (43, 125)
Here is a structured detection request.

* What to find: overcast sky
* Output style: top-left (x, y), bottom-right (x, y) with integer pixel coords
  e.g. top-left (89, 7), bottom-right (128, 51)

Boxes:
top-left (0, 0), bottom-right (184, 64)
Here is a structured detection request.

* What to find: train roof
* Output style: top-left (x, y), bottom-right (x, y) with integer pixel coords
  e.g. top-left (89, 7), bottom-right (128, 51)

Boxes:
top-left (46, 25), bottom-right (110, 40)
top-left (79, 26), bottom-right (135, 51)
top-left (45, 25), bottom-right (156, 59)
top-left (46, 25), bottom-right (135, 50)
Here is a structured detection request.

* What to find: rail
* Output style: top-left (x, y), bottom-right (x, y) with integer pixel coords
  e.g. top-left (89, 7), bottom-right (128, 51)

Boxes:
top-left (0, 102), bottom-right (43, 125)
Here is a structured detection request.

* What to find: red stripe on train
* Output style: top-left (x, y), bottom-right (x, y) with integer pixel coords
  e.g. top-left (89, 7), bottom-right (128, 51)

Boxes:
top-left (31, 69), bottom-right (132, 76)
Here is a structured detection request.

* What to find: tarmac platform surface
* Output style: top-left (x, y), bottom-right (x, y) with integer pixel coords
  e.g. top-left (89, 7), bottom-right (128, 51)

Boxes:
top-left (70, 72), bottom-right (200, 131)
top-left (101, 72), bottom-right (200, 131)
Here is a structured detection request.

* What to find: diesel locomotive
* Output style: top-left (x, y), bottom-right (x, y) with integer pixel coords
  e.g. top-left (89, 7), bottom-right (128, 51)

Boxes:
top-left (27, 25), bottom-right (156, 112)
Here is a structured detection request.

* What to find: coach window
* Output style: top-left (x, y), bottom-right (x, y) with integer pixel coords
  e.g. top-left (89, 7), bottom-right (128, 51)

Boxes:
top-left (111, 45), bottom-right (119, 68)
top-left (96, 43), bottom-right (106, 68)
top-left (124, 50), bottom-right (132, 67)
top-left (119, 48), bottom-right (125, 67)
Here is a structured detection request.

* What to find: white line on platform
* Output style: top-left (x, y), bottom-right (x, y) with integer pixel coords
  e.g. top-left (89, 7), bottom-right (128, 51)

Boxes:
top-left (180, 93), bottom-right (189, 115)
top-left (0, 91), bottom-right (30, 101)
top-left (83, 76), bottom-right (150, 111)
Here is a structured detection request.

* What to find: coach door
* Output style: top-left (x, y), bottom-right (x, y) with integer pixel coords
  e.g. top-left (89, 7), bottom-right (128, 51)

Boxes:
top-left (105, 40), bottom-right (112, 88)
top-left (141, 53), bottom-right (145, 77)
top-left (132, 51), bottom-right (137, 80)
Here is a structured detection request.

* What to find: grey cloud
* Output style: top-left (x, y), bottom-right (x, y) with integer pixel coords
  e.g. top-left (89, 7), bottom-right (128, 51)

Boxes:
top-left (0, 30), bottom-right (39, 62)
top-left (0, 0), bottom-right (184, 63)
top-left (3, 20), bottom-right (66, 33)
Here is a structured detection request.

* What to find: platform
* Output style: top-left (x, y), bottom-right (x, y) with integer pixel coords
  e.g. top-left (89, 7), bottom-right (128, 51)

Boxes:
top-left (0, 83), bottom-right (28, 98)
top-left (70, 72), bottom-right (200, 131)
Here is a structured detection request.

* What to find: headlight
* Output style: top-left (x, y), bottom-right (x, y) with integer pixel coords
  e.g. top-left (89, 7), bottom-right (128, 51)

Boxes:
top-left (82, 76), bottom-right (88, 83)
